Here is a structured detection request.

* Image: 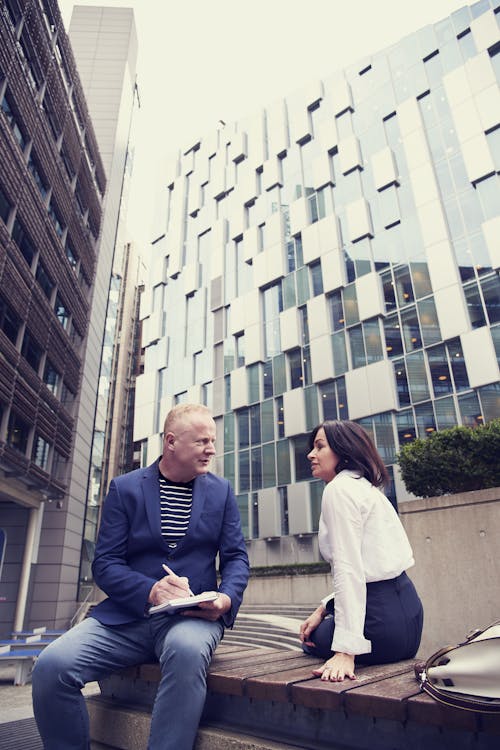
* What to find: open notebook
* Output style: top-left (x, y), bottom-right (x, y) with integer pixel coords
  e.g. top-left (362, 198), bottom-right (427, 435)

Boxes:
top-left (149, 591), bottom-right (219, 615)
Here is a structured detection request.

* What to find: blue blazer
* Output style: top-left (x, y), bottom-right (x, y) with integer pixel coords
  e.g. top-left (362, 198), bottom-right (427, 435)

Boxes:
top-left (91, 460), bottom-right (250, 628)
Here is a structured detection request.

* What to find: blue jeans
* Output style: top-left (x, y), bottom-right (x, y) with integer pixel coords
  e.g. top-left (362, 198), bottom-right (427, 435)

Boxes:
top-left (32, 614), bottom-right (224, 750)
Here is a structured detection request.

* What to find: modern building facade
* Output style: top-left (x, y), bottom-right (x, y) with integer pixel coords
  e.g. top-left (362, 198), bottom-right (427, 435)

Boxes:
top-left (136, 1), bottom-right (500, 566)
top-left (0, 0), bottom-right (105, 635)
top-left (65, 5), bottom-right (139, 604)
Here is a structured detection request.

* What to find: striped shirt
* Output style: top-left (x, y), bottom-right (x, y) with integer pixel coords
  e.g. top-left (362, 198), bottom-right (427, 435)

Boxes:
top-left (158, 472), bottom-right (194, 549)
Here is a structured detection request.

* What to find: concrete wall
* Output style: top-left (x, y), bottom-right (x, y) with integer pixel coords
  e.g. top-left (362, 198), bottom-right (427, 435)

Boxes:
top-left (243, 488), bottom-right (500, 658)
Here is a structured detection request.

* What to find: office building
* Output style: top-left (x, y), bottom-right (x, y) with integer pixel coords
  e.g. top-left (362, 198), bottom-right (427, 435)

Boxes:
top-left (136, 1), bottom-right (500, 566)
top-left (0, 0), bottom-right (104, 634)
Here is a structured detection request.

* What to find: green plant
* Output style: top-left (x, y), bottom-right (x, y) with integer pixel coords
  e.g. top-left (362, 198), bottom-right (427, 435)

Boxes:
top-left (396, 418), bottom-right (500, 498)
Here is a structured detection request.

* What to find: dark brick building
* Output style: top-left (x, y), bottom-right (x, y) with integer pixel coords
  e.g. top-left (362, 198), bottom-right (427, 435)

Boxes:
top-left (0, 0), bottom-right (105, 635)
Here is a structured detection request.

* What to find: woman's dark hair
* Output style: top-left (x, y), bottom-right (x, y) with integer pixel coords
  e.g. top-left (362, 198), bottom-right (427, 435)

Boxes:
top-left (309, 420), bottom-right (390, 488)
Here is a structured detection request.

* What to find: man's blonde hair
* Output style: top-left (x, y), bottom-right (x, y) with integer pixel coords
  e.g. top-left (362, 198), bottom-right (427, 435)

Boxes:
top-left (163, 403), bottom-right (213, 435)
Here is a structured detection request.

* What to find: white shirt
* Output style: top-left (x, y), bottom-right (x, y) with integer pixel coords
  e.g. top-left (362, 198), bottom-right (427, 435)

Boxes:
top-left (318, 470), bottom-right (415, 656)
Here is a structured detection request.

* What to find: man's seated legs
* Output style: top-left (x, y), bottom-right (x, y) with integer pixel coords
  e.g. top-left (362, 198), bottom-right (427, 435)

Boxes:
top-left (32, 617), bottom-right (155, 750)
top-left (148, 615), bottom-right (224, 750)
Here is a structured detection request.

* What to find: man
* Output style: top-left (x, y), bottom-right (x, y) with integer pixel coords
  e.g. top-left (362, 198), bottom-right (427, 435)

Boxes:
top-left (32, 404), bottom-right (250, 750)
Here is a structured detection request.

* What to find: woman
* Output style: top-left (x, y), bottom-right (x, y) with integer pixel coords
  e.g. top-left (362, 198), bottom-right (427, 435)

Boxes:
top-left (299, 420), bottom-right (423, 682)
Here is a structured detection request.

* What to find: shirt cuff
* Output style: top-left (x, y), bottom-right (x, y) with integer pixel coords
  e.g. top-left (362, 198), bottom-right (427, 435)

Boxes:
top-left (321, 593), bottom-right (334, 608)
top-left (331, 625), bottom-right (372, 655)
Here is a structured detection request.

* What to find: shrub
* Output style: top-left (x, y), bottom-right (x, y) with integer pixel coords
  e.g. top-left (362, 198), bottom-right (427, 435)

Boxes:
top-left (396, 418), bottom-right (500, 498)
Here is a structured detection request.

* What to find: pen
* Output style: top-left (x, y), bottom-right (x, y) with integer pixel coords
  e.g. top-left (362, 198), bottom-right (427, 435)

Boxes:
top-left (162, 564), bottom-right (194, 596)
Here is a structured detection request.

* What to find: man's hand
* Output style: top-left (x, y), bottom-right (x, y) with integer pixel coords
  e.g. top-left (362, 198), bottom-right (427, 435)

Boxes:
top-left (181, 593), bottom-right (232, 621)
top-left (148, 569), bottom-right (191, 606)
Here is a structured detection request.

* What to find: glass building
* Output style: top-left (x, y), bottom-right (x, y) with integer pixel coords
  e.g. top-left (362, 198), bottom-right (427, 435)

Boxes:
top-left (136, 1), bottom-right (500, 566)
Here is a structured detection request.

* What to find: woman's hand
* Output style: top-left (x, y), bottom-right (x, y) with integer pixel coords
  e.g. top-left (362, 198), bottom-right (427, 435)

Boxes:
top-left (299, 604), bottom-right (326, 647)
top-left (312, 652), bottom-right (356, 682)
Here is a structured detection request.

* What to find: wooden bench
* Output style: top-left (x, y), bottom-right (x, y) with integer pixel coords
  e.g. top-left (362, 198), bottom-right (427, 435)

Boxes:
top-left (86, 645), bottom-right (500, 750)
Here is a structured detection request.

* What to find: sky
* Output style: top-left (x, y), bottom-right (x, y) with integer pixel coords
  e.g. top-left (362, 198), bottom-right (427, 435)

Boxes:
top-left (58, 0), bottom-right (468, 245)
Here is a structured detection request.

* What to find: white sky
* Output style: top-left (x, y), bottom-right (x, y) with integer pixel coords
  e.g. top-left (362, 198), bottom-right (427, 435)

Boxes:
top-left (58, 0), bottom-right (467, 244)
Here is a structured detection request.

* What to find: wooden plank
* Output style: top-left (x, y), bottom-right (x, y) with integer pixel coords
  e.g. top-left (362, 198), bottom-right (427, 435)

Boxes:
top-left (343, 670), bottom-right (422, 721)
top-left (244, 661), bottom-right (324, 702)
top-left (207, 652), bottom-right (316, 696)
top-left (290, 660), bottom-right (416, 711)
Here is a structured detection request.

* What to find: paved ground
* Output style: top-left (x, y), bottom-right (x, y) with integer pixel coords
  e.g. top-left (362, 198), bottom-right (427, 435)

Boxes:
top-left (0, 664), bottom-right (99, 749)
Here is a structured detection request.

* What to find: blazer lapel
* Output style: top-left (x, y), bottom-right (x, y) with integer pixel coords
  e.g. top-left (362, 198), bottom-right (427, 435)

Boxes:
top-left (173, 474), bottom-right (206, 553)
top-left (142, 461), bottom-right (163, 539)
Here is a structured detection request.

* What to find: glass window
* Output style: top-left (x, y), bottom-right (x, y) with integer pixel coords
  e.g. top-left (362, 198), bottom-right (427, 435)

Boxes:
top-left (263, 283), bottom-right (282, 358)
top-left (279, 487), bottom-right (289, 535)
top-left (251, 446), bottom-right (262, 490)
top-left (250, 404), bottom-right (260, 445)
top-left (7, 411), bottom-right (30, 454)
top-left (410, 261), bottom-right (432, 298)
top-left (32, 434), bottom-right (50, 470)
top-left (319, 381), bottom-right (338, 420)
top-left (364, 319), bottom-right (383, 363)
top-left (263, 360), bottom-right (273, 398)
top-left (0, 184), bottom-right (12, 223)
top-left (239, 450), bottom-right (250, 492)
top-left (332, 331), bottom-right (348, 375)
top-left (349, 325), bottom-right (365, 368)
top-left (43, 360), bottom-right (60, 394)
top-left (12, 220), bottom-right (36, 267)
top-left (236, 493), bottom-right (249, 538)
top-left (224, 453), bottom-right (235, 488)
top-left (418, 298), bottom-right (441, 346)
top-left (235, 332), bottom-right (245, 368)
top-left (384, 315), bottom-right (404, 358)
top-left (0, 297), bottom-right (21, 344)
top-left (294, 434), bottom-right (311, 481)
top-left (282, 273), bottom-right (296, 310)
top-left (401, 307), bottom-right (422, 351)
top-left (343, 284), bottom-right (359, 325)
top-left (276, 395), bottom-right (285, 438)
top-left (289, 348), bottom-right (303, 389)
top-left (394, 359), bottom-right (411, 407)
top-left (373, 412), bottom-right (396, 464)
top-left (251, 492), bottom-right (259, 539)
top-left (447, 338), bottom-right (469, 392)
top-left (276, 438), bottom-right (291, 485)
top-left (1, 91), bottom-right (27, 150)
top-left (310, 481), bottom-right (323, 532)
top-left (394, 266), bottom-right (414, 306)
top-left (262, 443), bottom-right (276, 488)
top-left (296, 266), bottom-right (310, 306)
top-left (406, 351), bottom-right (430, 403)
top-left (427, 344), bottom-right (453, 397)
top-left (21, 331), bottom-right (43, 372)
top-left (481, 276), bottom-right (500, 325)
top-left (337, 377), bottom-right (348, 420)
top-left (491, 326), bottom-right (500, 367)
top-left (247, 363), bottom-right (260, 403)
top-left (382, 271), bottom-right (397, 312)
top-left (395, 409), bottom-right (416, 447)
top-left (329, 291), bottom-right (345, 331)
top-left (415, 402), bottom-right (437, 438)
top-left (478, 383), bottom-right (500, 422)
top-left (310, 261), bottom-right (323, 296)
top-left (434, 396), bottom-right (458, 430)
top-left (55, 296), bottom-right (70, 330)
top-left (238, 409), bottom-right (249, 449)
top-left (273, 353), bottom-right (286, 395)
top-left (224, 413), bottom-right (234, 452)
top-left (261, 399), bottom-right (274, 443)
top-left (457, 392), bottom-right (483, 427)
top-left (36, 262), bottom-right (54, 299)
top-left (304, 384), bottom-right (319, 430)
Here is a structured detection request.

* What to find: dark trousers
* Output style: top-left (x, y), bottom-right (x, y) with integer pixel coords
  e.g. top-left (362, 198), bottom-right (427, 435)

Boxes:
top-left (302, 572), bottom-right (424, 665)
